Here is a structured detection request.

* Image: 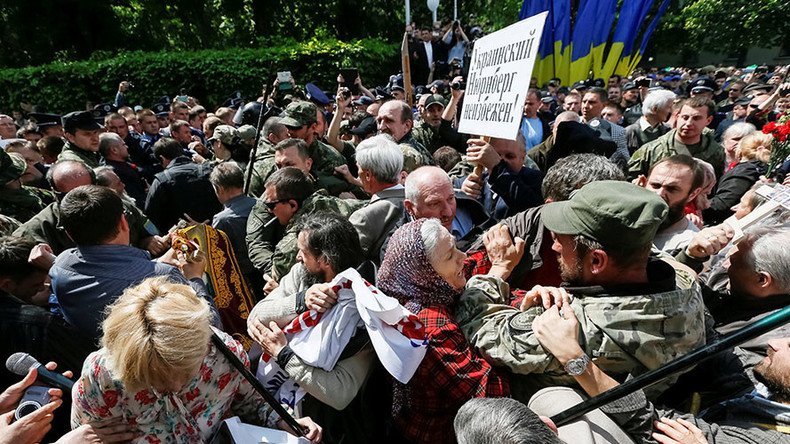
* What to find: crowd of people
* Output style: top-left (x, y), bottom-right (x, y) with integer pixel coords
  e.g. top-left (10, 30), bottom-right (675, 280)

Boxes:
top-left (1, 18), bottom-right (790, 443)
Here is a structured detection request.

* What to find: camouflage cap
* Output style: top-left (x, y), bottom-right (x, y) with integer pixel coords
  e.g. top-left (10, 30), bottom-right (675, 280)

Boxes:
top-left (280, 101), bottom-right (317, 128)
top-left (236, 124), bottom-right (258, 143)
top-left (540, 180), bottom-right (668, 249)
top-left (400, 144), bottom-right (425, 173)
top-left (0, 150), bottom-right (26, 184)
top-left (209, 125), bottom-right (241, 146)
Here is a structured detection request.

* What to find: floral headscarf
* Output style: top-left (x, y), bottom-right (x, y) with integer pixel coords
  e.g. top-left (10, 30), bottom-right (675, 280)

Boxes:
top-left (377, 219), bottom-right (461, 314)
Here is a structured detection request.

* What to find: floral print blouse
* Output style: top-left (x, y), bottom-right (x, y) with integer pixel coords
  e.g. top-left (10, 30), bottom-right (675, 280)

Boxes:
top-left (71, 330), bottom-right (279, 443)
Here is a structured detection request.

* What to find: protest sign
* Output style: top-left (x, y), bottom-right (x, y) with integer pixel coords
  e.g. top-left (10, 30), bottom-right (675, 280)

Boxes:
top-left (458, 12), bottom-right (547, 140)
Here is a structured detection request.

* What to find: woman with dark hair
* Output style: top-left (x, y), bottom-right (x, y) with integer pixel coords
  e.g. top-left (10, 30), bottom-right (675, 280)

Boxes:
top-left (377, 218), bottom-right (517, 444)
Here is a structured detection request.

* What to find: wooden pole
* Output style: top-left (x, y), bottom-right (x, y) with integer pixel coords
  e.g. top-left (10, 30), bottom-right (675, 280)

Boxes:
top-left (401, 32), bottom-right (414, 107)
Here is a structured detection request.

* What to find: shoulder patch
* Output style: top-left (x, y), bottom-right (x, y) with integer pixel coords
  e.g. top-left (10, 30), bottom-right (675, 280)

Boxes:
top-left (508, 307), bottom-right (544, 332)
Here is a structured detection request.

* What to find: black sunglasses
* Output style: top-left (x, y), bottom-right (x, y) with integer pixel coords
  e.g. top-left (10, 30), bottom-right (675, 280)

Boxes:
top-left (263, 199), bottom-right (289, 210)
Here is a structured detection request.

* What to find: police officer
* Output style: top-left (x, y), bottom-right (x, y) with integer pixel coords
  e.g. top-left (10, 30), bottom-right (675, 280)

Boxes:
top-left (57, 111), bottom-right (102, 168)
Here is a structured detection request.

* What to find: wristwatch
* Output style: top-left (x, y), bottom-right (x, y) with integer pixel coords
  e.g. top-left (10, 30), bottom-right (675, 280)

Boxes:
top-left (564, 353), bottom-right (591, 376)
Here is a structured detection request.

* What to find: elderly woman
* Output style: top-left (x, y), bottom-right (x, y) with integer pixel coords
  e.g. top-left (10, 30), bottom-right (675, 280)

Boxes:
top-left (377, 218), bottom-right (516, 444)
top-left (704, 131), bottom-right (772, 224)
top-left (719, 122), bottom-right (755, 172)
top-left (71, 277), bottom-right (321, 443)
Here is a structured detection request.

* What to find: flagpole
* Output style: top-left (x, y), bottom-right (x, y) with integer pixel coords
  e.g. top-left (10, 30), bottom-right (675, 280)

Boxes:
top-left (405, 0), bottom-right (411, 25)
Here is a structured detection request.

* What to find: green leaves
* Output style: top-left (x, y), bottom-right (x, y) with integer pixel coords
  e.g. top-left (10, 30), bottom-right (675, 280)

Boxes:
top-left (0, 39), bottom-right (399, 113)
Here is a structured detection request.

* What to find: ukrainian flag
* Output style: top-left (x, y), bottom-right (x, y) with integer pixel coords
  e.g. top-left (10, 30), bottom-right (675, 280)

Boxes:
top-left (552, 0), bottom-right (571, 85)
top-left (521, 0), bottom-right (554, 85)
top-left (600, 0), bottom-right (655, 78)
top-left (521, 0), bottom-right (670, 85)
top-left (568, 0), bottom-right (598, 82)
top-left (520, 0), bottom-right (571, 86)
top-left (627, 0), bottom-right (672, 74)
top-left (590, 0), bottom-right (618, 79)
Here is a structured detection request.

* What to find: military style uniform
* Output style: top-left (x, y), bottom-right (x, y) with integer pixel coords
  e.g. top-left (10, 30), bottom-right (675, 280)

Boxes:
top-left (57, 142), bottom-right (101, 168)
top-left (309, 139), bottom-right (347, 178)
top-left (628, 128), bottom-right (725, 180)
top-left (269, 191), bottom-right (363, 279)
top-left (412, 123), bottom-right (441, 155)
top-left (0, 186), bottom-right (56, 224)
top-left (398, 132), bottom-right (434, 167)
top-left (13, 200), bottom-right (156, 255)
top-left (457, 260), bottom-right (704, 401)
top-left (245, 138), bottom-right (277, 198)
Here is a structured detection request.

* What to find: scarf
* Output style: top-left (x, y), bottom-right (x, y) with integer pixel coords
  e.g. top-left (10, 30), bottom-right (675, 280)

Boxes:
top-left (377, 219), bottom-right (461, 314)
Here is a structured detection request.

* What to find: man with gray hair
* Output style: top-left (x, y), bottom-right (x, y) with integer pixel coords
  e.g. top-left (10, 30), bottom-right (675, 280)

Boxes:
top-left (454, 397), bottom-right (563, 444)
top-left (403, 165), bottom-right (490, 250)
top-left (348, 135), bottom-right (406, 264)
top-left (625, 89), bottom-right (675, 154)
top-left (682, 222), bottom-right (790, 355)
top-left (99, 132), bottom-right (147, 208)
top-left (210, 162), bottom-right (263, 300)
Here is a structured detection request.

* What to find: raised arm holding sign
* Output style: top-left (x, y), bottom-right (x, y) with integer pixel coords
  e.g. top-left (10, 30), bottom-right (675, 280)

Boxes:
top-left (456, 13), bottom-right (547, 177)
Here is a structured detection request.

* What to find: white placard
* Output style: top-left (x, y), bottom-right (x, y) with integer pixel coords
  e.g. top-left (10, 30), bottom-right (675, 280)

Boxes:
top-left (457, 12), bottom-right (548, 140)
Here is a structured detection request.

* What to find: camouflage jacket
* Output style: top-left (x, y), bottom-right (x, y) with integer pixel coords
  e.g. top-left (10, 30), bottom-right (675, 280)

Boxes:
top-left (399, 132), bottom-right (435, 167)
top-left (245, 138), bottom-right (277, 198)
top-left (627, 128), bottom-right (724, 180)
top-left (13, 200), bottom-right (155, 255)
top-left (412, 123), bottom-right (441, 155)
top-left (309, 139), bottom-right (347, 178)
top-left (456, 258), bottom-right (705, 400)
top-left (270, 190), bottom-right (364, 281)
top-left (57, 142), bottom-right (101, 168)
top-left (0, 186), bottom-right (56, 224)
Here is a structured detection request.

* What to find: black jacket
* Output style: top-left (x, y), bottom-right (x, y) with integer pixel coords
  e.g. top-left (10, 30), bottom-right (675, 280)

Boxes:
top-left (703, 160), bottom-right (765, 225)
top-left (144, 156), bottom-right (223, 233)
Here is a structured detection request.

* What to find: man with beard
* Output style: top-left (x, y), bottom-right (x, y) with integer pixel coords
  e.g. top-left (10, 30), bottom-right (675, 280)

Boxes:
top-left (637, 155), bottom-right (704, 256)
top-left (246, 212), bottom-right (386, 443)
top-left (456, 181), bottom-right (705, 398)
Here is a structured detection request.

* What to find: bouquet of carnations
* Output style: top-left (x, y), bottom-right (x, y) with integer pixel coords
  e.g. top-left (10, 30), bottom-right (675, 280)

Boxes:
top-left (762, 111), bottom-right (790, 178)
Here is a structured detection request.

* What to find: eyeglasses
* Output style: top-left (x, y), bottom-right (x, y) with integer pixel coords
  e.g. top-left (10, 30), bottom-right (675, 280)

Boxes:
top-left (263, 199), bottom-right (289, 210)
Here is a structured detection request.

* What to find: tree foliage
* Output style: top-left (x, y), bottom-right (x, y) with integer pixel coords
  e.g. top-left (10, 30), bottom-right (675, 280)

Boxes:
top-left (0, 38), bottom-right (399, 112)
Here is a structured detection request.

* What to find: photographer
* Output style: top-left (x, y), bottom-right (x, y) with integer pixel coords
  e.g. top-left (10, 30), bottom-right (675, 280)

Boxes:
top-left (442, 20), bottom-right (470, 69)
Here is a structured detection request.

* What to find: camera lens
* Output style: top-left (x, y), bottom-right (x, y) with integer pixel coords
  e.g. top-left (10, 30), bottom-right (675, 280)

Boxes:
top-left (15, 401), bottom-right (42, 420)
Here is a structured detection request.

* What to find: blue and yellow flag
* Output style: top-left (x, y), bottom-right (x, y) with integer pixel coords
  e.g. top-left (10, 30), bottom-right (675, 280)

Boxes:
top-left (568, 0), bottom-right (598, 82)
top-left (627, 0), bottom-right (672, 74)
top-left (590, 0), bottom-right (618, 79)
top-left (520, 0), bottom-right (571, 86)
top-left (519, 0), bottom-right (671, 85)
top-left (602, 0), bottom-right (654, 78)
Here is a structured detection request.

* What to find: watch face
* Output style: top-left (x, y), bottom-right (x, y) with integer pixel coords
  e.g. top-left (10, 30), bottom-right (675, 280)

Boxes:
top-left (567, 360), bottom-right (585, 375)
top-left (566, 355), bottom-right (590, 376)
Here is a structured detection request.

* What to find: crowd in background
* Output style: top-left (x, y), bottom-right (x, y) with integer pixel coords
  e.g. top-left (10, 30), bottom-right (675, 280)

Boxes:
top-left (1, 18), bottom-right (790, 444)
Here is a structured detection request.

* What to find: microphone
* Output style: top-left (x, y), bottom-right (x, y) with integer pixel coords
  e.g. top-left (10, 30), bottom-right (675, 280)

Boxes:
top-left (6, 353), bottom-right (74, 392)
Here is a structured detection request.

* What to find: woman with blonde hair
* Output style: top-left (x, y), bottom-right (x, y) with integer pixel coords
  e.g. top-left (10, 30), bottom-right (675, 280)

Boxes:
top-left (71, 276), bottom-right (322, 443)
top-left (704, 132), bottom-right (772, 224)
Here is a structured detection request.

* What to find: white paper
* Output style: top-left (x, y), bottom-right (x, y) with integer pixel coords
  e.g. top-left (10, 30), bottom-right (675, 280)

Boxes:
top-left (457, 12), bottom-right (548, 140)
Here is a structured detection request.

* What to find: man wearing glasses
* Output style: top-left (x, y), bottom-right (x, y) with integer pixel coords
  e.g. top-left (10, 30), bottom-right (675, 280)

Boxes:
top-left (245, 167), bottom-right (363, 294)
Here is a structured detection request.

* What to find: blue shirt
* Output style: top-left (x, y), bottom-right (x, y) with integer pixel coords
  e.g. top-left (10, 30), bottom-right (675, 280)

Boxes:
top-left (212, 194), bottom-right (257, 274)
top-left (520, 116), bottom-right (544, 151)
top-left (49, 244), bottom-right (214, 340)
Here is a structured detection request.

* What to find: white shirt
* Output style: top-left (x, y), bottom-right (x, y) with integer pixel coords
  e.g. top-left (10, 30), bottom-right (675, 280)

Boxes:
top-left (423, 41), bottom-right (434, 68)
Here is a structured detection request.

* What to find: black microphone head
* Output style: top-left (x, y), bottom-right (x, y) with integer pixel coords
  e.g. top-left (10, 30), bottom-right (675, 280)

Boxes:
top-left (6, 352), bottom-right (39, 376)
